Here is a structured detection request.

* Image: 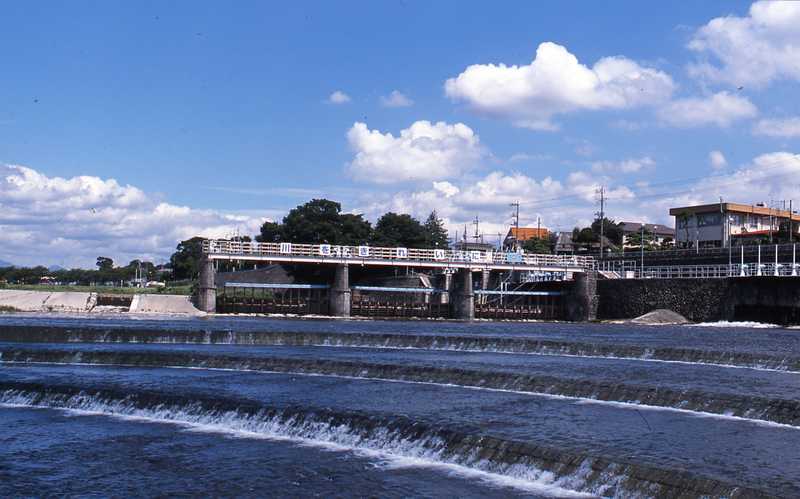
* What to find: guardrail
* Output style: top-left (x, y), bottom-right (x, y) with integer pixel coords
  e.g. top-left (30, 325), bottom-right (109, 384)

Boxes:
top-left (202, 239), bottom-right (594, 269)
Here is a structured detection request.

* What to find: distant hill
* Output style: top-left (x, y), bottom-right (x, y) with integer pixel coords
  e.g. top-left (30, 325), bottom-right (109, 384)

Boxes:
top-left (0, 260), bottom-right (13, 268)
top-left (48, 265), bottom-right (65, 271)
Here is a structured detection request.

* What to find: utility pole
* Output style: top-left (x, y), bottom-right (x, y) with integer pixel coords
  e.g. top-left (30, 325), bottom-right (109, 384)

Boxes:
top-left (790, 199), bottom-right (794, 244)
top-left (641, 224), bottom-right (645, 274)
top-left (510, 202), bottom-right (520, 250)
top-left (600, 187), bottom-right (605, 257)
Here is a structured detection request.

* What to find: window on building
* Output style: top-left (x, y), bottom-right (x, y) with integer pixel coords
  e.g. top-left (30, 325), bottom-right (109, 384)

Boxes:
top-left (697, 213), bottom-right (721, 227)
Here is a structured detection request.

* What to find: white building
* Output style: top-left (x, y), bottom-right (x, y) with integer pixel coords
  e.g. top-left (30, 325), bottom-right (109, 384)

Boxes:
top-left (670, 202), bottom-right (800, 249)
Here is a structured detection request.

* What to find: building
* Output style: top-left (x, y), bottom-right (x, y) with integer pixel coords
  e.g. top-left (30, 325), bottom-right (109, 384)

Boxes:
top-left (503, 227), bottom-right (549, 249)
top-left (669, 202), bottom-right (800, 249)
top-left (619, 222), bottom-right (675, 249)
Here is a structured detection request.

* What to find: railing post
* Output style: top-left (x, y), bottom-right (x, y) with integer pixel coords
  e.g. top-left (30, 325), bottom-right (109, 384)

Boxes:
top-left (793, 244), bottom-right (798, 277)
top-left (757, 245), bottom-right (762, 276)
top-left (775, 244), bottom-right (780, 276)
top-left (740, 245), bottom-right (746, 277)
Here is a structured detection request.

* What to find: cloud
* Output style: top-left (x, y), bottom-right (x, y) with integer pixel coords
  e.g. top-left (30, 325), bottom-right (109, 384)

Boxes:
top-left (688, 1), bottom-right (800, 87)
top-left (753, 117), bottom-right (800, 138)
top-left (0, 164), bottom-right (268, 268)
top-left (346, 120), bottom-right (485, 184)
top-left (328, 90), bottom-right (351, 104)
top-left (508, 153), bottom-right (553, 162)
top-left (709, 150), bottom-right (727, 169)
top-left (591, 157), bottom-right (655, 174)
top-left (658, 91), bottom-right (757, 127)
top-left (444, 41), bottom-right (675, 130)
top-left (380, 90), bottom-right (414, 108)
top-left (356, 151), bottom-right (800, 241)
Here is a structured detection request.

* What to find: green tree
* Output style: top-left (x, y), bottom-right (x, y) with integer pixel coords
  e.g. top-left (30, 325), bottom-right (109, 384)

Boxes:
top-left (371, 212), bottom-right (427, 248)
top-left (626, 228), bottom-right (656, 250)
top-left (340, 213), bottom-right (373, 245)
top-left (423, 211), bottom-right (449, 248)
top-left (256, 221), bottom-right (283, 243)
top-left (590, 218), bottom-right (623, 246)
top-left (279, 199), bottom-right (371, 245)
top-left (170, 237), bottom-right (205, 280)
top-left (522, 236), bottom-right (551, 254)
top-left (96, 256), bottom-right (114, 271)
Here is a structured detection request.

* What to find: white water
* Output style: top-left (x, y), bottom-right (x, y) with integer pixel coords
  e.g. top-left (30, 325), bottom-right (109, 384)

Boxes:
top-left (0, 393), bottom-right (596, 498)
top-left (689, 320), bottom-right (780, 329)
top-left (4, 358), bottom-right (797, 430)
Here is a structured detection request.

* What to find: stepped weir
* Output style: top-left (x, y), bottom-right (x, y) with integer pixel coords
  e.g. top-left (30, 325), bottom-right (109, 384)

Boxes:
top-left (198, 239), bottom-right (597, 320)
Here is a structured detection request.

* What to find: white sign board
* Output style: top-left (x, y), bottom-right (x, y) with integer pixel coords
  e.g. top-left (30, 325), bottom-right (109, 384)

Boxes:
top-left (433, 249), bottom-right (446, 260)
top-left (279, 242), bottom-right (292, 254)
top-left (319, 244), bottom-right (331, 256)
top-left (396, 247), bottom-right (408, 258)
top-left (358, 246), bottom-right (370, 257)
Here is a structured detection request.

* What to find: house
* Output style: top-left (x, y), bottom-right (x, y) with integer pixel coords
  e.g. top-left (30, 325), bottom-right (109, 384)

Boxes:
top-left (669, 202), bottom-right (800, 248)
top-left (554, 232), bottom-right (575, 254)
top-left (619, 222), bottom-right (675, 249)
top-left (503, 227), bottom-right (549, 249)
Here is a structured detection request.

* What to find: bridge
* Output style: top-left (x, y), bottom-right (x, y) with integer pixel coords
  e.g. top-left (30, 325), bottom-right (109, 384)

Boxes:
top-left (201, 239), bottom-right (593, 272)
top-left (197, 239), bottom-right (596, 319)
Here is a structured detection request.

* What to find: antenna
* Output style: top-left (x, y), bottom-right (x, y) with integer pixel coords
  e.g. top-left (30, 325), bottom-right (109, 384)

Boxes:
top-left (596, 186), bottom-right (605, 258)
top-left (473, 215), bottom-right (480, 242)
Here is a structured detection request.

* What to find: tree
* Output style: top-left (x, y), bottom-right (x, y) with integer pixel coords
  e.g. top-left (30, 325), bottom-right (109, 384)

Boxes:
top-left (279, 199), bottom-right (371, 245)
top-left (590, 218), bottom-right (623, 247)
top-left (257, 221), bottom-right (283, 243)
top-left (170, 237), bottom-right (205, 280)
top-left (676, 210), bottom-right (692, 248)
top-left (371, 212), bottom-right (427, 248)
top-left (339, 213), bottom-right (373, 245)
top-left (522, 236), bottom-right (551, 254)
top-left (96, 256), bottom-right (114, 271)
top-left (423, 211), bottom-right (449, 248)
top-left (626, 228), bottom-right (656, 250)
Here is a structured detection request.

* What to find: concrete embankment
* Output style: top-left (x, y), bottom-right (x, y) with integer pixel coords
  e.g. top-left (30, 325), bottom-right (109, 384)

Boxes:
top-left (0, 290), bottom-right (202, 316)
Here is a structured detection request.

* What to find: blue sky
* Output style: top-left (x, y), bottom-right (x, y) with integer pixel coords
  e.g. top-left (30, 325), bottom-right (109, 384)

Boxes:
top-left (2, 0), bottom-right (799, 267)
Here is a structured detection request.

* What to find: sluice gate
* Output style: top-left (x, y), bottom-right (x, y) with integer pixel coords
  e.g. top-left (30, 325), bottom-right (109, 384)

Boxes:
top-left (216, 282), bottom-right (565, 320)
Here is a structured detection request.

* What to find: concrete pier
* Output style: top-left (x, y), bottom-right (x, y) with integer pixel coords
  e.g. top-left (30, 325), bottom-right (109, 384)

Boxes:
top-left (197, 258), bottom-right (217, 314)
top-left (330, 264), bottom-right (351, 317)
top-left (452, 269), bottom-right (475, 320)
top-left (564, 271), bottom-right (598, 321)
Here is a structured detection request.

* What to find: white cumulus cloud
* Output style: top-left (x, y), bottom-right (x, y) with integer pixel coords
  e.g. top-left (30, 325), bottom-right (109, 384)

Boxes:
top-left (380, 90), bottom-right (414, 108)
top-left (444, 41), bottom-right (675, 130)
top-left (709, 150), bottom-right (727, 169)
top-left (688, 1), bottom-right (800, 87)
top-left (658, 91), bottom-right (757, 128)
top-left (591, 157), bottom-right (655, 174)
top-left (753, 117), bottom-right (800, 138)
top-left (0, 164), bottom-right (268, 268)
top-left (328, 90), bottom-right (351, 104)
top-left (346, 120), bottom-right (485, 184)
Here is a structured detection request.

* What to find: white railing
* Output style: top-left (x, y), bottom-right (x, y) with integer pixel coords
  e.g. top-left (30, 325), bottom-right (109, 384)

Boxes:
top-left (202, 239), bottom-right (594, 269)
top-left (634, 263), bottom-right (800, 279)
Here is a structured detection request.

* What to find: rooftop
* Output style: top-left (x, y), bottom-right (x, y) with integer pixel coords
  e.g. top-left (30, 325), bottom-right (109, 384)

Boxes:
top-left (669, 202), bottom-right (800, 222)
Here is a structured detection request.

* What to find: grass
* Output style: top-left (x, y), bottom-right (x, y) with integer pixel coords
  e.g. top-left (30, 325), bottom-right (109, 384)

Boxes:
top-left (0, 284), bottom-right (193, 296)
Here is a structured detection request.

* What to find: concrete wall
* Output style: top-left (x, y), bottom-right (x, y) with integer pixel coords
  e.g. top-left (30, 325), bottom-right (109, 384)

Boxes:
top-left (598, 277), bottom-right (800, 324)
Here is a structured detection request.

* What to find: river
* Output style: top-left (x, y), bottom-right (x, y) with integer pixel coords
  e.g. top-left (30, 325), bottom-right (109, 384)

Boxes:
top-left (1, 315), bottom-right (798, 497)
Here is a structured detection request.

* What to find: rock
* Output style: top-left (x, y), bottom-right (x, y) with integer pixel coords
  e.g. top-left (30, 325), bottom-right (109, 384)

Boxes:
top-left (630, 309), bottom-right (690, 325)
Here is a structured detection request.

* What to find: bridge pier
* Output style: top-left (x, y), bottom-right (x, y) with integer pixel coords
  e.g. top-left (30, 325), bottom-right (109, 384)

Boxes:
top-left (564, 271), bottom-right (597, 321)
top-left (197, 257), bottom-right (216, 314)
top-left (439, 272), bottom-right (452, 305)
top-left (452, 268), bottom-right (475, 320)
top-left (330, 264), bottom-right (351, 317)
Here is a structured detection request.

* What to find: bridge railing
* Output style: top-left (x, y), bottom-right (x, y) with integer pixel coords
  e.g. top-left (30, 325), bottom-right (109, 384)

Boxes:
top-left (202, 239), bottom-right (594, 268)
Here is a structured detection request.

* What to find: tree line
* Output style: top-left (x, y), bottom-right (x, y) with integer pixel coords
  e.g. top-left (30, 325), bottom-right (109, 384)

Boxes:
top-left (0, 257), bottom-right (164, 286)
